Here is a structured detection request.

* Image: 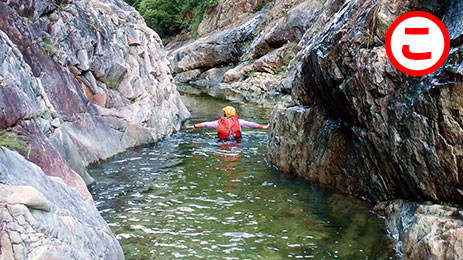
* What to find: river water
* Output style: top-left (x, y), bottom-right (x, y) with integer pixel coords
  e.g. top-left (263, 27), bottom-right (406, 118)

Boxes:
top-left (89, 94), bottom-right (397, 259)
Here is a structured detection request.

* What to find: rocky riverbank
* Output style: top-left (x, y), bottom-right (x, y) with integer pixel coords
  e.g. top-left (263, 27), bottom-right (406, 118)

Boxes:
top-left (0, 0), bottom-right (188, 258)
top-left (167, 0), bottom-right (318, 104)
top-left (0, 148), bottom-right (124, 259)
top-left (376, 201), bottom-right (463, 259)
top-left (266, 0), bottom-right (463, 258)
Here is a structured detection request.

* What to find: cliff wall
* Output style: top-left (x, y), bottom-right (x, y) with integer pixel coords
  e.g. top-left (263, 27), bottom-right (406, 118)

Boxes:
top-left (267, 0), bottom-right (463, 258)
top-left (268, 0), bottom-right (462, 204)
top-left (0, 0), bottom-right (189, 258)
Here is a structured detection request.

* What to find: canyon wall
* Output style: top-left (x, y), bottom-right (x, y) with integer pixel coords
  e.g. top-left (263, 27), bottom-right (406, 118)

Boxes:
top-left (266, 0), bottom-right (463, 258)
top-left (268, 0), bottom-right (463, 206)
top-left (167, 0), bottom-right (316, 104)
top-left (0, 0), bottom-right (189, 258)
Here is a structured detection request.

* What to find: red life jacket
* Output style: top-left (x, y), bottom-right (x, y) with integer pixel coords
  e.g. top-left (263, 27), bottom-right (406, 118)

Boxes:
top-left (217, 114), bottom-right (241, 140)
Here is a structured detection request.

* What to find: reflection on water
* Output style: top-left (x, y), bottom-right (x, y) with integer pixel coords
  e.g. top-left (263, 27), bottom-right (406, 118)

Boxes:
top-left (89, 94), bottom-right (397, 259)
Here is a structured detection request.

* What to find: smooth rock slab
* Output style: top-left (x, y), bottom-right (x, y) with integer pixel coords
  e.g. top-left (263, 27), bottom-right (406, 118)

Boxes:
top-left (0, 185), bottom-right (51, 212)
top-left (0, 148), bottom-right (124, 260)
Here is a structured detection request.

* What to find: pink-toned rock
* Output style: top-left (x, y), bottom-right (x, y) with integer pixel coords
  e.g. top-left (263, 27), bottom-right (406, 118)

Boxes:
top-left (92, 93), bottom-right (107, 107)
top-left (254, 46), bottom-right (286, 74)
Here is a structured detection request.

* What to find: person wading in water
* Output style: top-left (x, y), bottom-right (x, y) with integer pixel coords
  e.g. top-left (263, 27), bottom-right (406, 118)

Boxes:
top-left (186, 106), bottom-right (270, 140)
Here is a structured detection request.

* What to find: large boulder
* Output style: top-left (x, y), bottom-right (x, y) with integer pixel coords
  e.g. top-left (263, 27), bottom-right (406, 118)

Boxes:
top-left (376, 201), bottom-right (463, 260)
top-left (268, 104), bottom-right (357, 191)
top-left (197, 0), bottom-right (266, 36)
top-left (168, 11), bottom-right (266, 73)
top-left (0, 148), bottom-right (124, 260)
top-left (248, 0), bottom-right (321, 58)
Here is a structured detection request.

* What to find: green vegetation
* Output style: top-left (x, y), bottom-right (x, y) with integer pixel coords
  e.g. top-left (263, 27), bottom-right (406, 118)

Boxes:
top-left (105, 76), bottom-right (121, 89)
top-left (57, 1), bottom-right (68, 13)
top-left (43, 40), bottom-right (58, 56)
top-left (279, 42), bottom-right (298, 77)
top-left (282, 42), bottom-right (298, 65)
top-left (363, 29), bottom-right (375, 48)
top-left (0, 130), bottom-right (29, 152)
top-left (125, 0), bottom-right (219, 38)
top-left (91, 18), bottom-right (102, 31)
top-left (279, 66), bottom-right (289, 77)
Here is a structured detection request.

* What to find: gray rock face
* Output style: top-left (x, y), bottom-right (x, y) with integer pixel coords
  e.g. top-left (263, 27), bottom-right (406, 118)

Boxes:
top-left (0, 0), bottom-right (190, 258)
top-left (376, 201), bottom-right (463, 260)
top-left (0, 148), bottom-right (124, 260)
top-left (169, 11), bottom-right (265, 73)
top-left (0, 0), bottom-right (190, 193)
top-left (197, 0), bottom-right (266, 36)
top-left (268, 104), bottom-right (355, 188)
top-left (167, 0), bottom-right (316, 105)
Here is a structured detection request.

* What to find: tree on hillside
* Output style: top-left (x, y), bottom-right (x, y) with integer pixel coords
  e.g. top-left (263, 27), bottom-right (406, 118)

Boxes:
top-left (128, 0), bottom-right (219, 38)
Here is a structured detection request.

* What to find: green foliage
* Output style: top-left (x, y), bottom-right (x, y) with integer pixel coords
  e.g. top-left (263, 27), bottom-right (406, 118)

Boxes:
top-left (0, 131), bottom-right (29, 152)
top-left (279, 42), bottom-right (298, 76)
top-left (57, 1), bottom-right (68, 13)
top-left (125, 0), bottom-right (141, 6)
top-left (283, 42), bottom-right (298, 65)
top-left (279, 66), bottom-right (289, 77)
top-left (43, 40), bottom-right (57, 56)
top-left (91, 19), bottom-right (102, 31)
top-left (189, 7), bottom-right (205, 38)
top-left (106, 76), bottom-right (121, 89)
top-left (363, 29), bottom-right (375, 48)
top-left (127, 0), bottom-right (219, 38)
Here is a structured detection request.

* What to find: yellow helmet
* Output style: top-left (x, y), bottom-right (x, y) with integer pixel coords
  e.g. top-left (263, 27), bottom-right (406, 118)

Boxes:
top-left (222, 106), bottom-right (236, 117)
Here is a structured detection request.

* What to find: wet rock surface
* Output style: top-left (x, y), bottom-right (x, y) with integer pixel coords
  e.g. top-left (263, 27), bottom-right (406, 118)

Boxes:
top-left (0, 0), bottom-right (189, 258)
top-left (268, 0), bottom-right (463, 204)
top-left (267, 0), bottom-right (463, 258)
top-left (167, 0), bottom-right (317, 104)
top-left (376, 201), bottom-right (463, 260)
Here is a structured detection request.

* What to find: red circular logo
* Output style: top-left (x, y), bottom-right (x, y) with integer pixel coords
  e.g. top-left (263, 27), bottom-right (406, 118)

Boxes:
top-left (385, 11), bottom-right (450, 76)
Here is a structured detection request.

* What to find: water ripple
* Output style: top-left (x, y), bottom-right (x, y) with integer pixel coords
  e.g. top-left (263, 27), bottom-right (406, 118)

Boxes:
top-left (89, 95), bottom-right (397, 260)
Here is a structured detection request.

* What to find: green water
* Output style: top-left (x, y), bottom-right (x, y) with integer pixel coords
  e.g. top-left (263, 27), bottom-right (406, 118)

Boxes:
top-left (89, 94), bottom-right (397, 259)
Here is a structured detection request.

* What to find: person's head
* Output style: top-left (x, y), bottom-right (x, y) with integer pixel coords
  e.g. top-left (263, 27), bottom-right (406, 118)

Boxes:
top-left (222, 106), bottom-right (236, 117)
